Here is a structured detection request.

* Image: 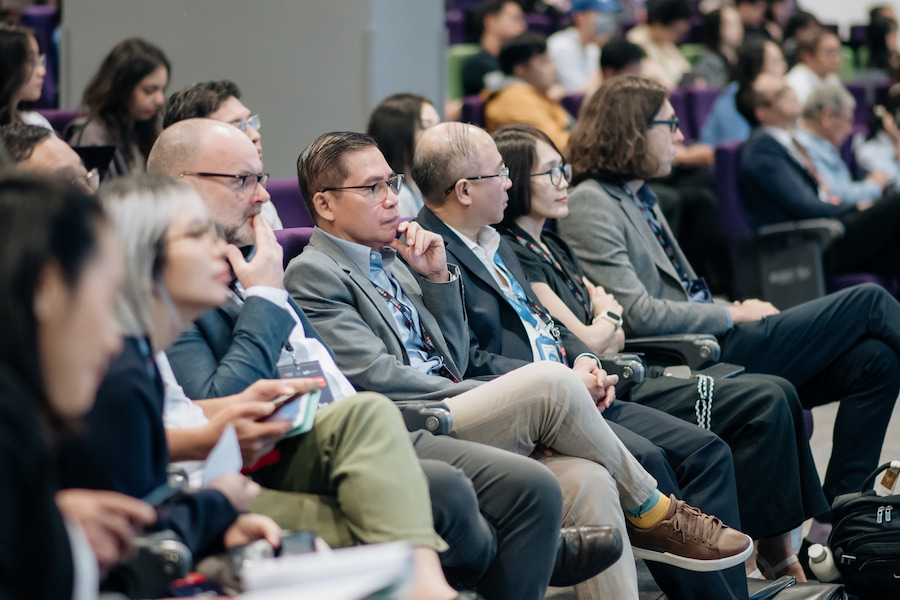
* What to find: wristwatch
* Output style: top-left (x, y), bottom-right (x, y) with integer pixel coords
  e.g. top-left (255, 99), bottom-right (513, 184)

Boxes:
top-left (594, 310), bottom-right (623, 328)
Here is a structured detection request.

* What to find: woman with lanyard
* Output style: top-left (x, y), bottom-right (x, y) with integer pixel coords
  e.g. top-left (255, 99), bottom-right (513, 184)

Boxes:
top-left (493, 122), bottom-right (827, 582)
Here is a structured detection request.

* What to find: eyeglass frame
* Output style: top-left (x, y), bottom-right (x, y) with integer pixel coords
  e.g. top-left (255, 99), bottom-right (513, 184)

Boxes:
top-left (180, 171), bottom-right (270, 192)
top-left (531, 163), bottom-right (572, 186)
top-left (649, 118), bottom-right (680, 133)
top-left (318, 173), bottom-right (404, 202)
top-left (444, 164), bottom-right (510, 195)
top-left (235, 114), bottom-right (260, 133)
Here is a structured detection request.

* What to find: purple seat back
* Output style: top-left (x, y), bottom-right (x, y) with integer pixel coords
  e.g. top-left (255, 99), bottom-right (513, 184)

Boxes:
top-left (714, 142), bottom-right (753, 239)
top-left (844, 82), bottom-right (867, 125)
top-left (36, 108), bottom-right (81, 135)
top-left (267, 178), bottom-right (313, 228)
top-left (682, 16), bottom-right (704, 44)
top-left (841, 124), bottom-right (867, 177)
top-left (20, 6), bottom-right (58, 109)
top-left (687, 86), bottom-right (720, 141)
top-left (561, 92), bottom-right (586, 118)
top-left (445, 10), bottom-right (466, 45)
top-left (669, 88), bottom-right (691, 141)
top-left (849, 24), bottom-right (867, 44)
top-left (821, 23), bottom-right (840, 36)
top-left (525, 14), bottom-right (553, 37)
top-left (875, 81), bottom-right (893, 107)
top-left (275, 227), bottom-right (315, 269)
top-left (461, 95), bottom-right (486, 127)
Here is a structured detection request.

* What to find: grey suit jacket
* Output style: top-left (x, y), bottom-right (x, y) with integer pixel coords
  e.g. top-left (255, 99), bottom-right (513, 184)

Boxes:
top-left (558, 178), bottom-right (730, 336)
top-left (284, 229), bottom-right (481, 402)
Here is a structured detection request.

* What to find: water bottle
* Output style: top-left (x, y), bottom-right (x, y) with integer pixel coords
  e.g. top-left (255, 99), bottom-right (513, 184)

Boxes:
top-left (808, 543), bottom-right (841, 582)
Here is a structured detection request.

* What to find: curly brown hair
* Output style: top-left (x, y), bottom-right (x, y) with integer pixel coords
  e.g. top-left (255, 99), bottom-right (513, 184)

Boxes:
top-left (566, 75), bottom-right (668, 184)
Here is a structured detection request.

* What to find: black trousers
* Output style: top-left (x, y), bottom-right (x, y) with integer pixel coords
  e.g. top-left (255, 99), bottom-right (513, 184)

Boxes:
top-left (830, 192), bottom-right (900, 278)
top-left (604, 400), bottom-right (749, 600)
top-left (720, 283), bottom-right (900, 507)
top-left (629, 372), bottom-right (829, 540)
top-left (412, 431), bottom-right (563, 600)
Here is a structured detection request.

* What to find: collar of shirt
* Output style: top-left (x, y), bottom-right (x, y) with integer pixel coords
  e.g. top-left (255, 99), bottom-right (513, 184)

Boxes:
top-left (445, 223), bottom-right (507, 288)
top-left (762, 125), bottom-right (808, 165)
top-left (794, 127), bottom-right (843, 168)
top-left (319, 228), bottom-right (397, 275)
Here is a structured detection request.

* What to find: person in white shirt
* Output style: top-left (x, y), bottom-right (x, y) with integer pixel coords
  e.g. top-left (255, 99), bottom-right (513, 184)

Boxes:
top-left (785, 27), bottom-right (843, 105)
top-left (547, 0), bottom-right (618, 95)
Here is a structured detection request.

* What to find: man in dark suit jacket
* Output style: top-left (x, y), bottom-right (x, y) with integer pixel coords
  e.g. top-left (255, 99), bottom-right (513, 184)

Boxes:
top-left (289, 128), bottom-right (755, 600)
top-left (149, 118), bottom-right (597, 600)
top-left (737, 71), bottom-right (900, 277)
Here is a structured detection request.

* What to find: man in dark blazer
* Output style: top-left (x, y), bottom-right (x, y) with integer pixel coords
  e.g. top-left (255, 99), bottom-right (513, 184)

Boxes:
top-left (737, 71), bottom-right (900, 277)
top-left (149, 118), bottom-right (607, 600)
top-left (288, 128), bottom-right (755, 600)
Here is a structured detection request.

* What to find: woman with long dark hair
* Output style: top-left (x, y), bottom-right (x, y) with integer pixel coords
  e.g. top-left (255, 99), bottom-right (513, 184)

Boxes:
top-left (687, 6), bottom-right (744, 89)
top-left (0, 174), bottom-right (155, 599)
top-left (67, 38), bottom-right (170, 177)
top-left (0, 23), bottom-right (50, 128)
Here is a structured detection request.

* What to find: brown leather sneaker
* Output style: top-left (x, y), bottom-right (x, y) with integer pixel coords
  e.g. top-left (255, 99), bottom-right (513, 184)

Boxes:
top-left (627, 494), bottom-right (753, 572)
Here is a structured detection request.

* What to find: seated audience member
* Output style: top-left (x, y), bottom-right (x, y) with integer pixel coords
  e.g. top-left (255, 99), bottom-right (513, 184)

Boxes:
top-left (67, 38), bottom-right (169, 178)
top-left (289, 128), bottom-right (754, 600)
top-left (781, 10), bottom-right (820, 68)
top-left (485, 32), bottom-right (571, 149)
top-left (367, 93), bottom-right (442, 218)
top-left (94, 173), bottom-right (497, 600)
top-left (866, 14), bottom-right (899, 73)
top-left (462, 0), bottom-right (527, 97)
top-left (0, 23), bottom-right (51, 129)
top-left (0, 175), bottom-right (156, 599)
top-left (163, 80), bottom-right (282, 229)
top-left (699, 37), bottom-right (787, 146)
top-left (599, 37), bottom-right (646, 80)
top-left (737, 72), bottom-right (900, 279)
top-left (857, 85), bottom-right (900, 186)
top-left (784, 27), bottom-right (842, 105)
top-left (149, 120), bottom-right (610, 599)
top-left (495, 122), bottom-right (826, 580)
top-left (686, 6), bottom-right (743, 89)
top-left (736, 0), bottom-right (771, 41)
top-left (559, 73), bottom-right (900, 556)
top-left (626, 0), bottom-right (692, 90)
top-left (794, 83), bottom-right (890, 205)
top-left (763, 0), bottom-right (791, 42)
top-left (0, 123), bottom-right (98, 192)
top-left (547, 0), bottom-right (616, 94)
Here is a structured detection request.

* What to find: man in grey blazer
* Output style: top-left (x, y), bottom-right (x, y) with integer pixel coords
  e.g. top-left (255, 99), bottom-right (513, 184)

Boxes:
top-left (287, 130), bottom-right (754, 600)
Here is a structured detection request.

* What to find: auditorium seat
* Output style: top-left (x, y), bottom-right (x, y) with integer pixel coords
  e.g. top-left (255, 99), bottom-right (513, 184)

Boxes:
top-left (686, 86), bottom-right (720, 143)
top-left (36, 109), bottom-right (81, 135)
top-left (561, 92), bottom-right (585, 118)
top-left (267, 178), bottom-right (314, 228)
top-left (275, 227), bottom-right (315, 268)
top-left (461, 95), bottom-right (486, 127)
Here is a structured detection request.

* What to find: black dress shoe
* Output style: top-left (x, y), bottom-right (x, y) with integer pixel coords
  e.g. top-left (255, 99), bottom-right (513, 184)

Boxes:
top-left (550, 525), bottom-right (623, 587)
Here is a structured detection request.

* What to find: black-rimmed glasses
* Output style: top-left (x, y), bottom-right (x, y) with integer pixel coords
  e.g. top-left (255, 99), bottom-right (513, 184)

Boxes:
top-left (531, 164), bottom-right (572, 186)
top-left (319, 173), bottom-right (404, 202)
top-left (236, 115), bottom-right (260, 133)
top-left (649, 118), bottom-right (680, 133)
top-left (181, 171), bottom-right (269, 192)
top-left (444, 165), bottom-right (510, 195)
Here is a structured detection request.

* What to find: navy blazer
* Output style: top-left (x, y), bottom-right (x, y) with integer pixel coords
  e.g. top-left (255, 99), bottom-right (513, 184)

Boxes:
top-left (417, 207), bottom-right (592, 377)
top-left (168, 294), bottom-right (333, 400)
top-left (739, 127), bottom-right (851, 228)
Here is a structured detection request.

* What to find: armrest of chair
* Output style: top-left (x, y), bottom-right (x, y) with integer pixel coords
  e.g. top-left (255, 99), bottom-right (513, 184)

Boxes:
top-left (756, 218), bottom-right (845, 248)
top-left (597, 353), bottom-right (645, 397)
top-left (394, 401), bottom-right (453, 436)
top-left (623, 334), bottom-right (721, 370)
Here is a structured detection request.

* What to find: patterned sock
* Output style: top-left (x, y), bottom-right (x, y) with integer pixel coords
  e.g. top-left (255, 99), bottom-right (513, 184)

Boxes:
top-left (625, 490), bottom-right (671, 529)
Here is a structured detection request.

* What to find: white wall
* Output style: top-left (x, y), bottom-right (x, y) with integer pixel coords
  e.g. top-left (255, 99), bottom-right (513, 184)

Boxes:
top-left (60, 0), bottom-right (445, 178)
top-left (798, 0), bottom-right (899, 35)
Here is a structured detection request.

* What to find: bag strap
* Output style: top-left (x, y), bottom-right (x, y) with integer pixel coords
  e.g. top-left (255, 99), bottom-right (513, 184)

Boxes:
top-left (860, 460), bottom-right (900, 493)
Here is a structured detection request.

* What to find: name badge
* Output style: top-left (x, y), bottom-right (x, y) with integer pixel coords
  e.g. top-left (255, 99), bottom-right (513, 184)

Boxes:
top-left (278, 360), bottom-right (334, 409)
top-left (537, 335), bottom-right (562, 363)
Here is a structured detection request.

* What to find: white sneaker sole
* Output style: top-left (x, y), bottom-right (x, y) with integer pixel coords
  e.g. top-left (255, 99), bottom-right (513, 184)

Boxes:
top-left (631, 533), bottom-right (754, 572)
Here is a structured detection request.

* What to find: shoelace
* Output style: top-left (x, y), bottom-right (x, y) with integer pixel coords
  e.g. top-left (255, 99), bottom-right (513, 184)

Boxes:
top-left (671, 502), bottom-right (724, 547)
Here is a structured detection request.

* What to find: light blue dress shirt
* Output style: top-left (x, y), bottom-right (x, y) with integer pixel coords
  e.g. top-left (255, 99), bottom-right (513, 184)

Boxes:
top-left (699, 82), bottom-right (751, 147)
top-left (794, 128), bottom-right (882, 205)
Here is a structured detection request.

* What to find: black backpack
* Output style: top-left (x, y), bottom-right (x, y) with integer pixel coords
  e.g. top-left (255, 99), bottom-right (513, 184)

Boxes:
top-left (829, 461), bottom-right (900, 599)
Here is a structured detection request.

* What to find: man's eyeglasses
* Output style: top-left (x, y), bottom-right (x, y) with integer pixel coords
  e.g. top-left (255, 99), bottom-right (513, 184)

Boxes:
top-left (181, 171), bottom-right (269, 192)
top-left (319, 173), bottom-right (404, 202)
top-left (649, 118), bottom-right (680, 133)
top-left (444, 164), bottom-right (510, 195)
top-left (235, 115), bottom-right (260, 133)
top-left (531, 163), bottom-right (572, 186)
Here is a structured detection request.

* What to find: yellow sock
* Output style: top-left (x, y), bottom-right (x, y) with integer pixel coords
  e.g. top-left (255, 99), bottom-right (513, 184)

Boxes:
top-left (626, 493), bottom-right (671, 529)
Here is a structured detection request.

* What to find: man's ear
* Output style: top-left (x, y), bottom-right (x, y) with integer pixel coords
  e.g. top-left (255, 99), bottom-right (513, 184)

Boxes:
top-left (312, 191), bottom-right (336, 224)
top-left (454, 179), bottom-right (474, 208)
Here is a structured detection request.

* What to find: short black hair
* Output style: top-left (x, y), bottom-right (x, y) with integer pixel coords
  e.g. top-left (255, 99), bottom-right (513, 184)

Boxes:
top-left (163, 80), bottom-right (242, 129)
top-left (475, 0), bottom-right (520, 38)
top-left (499, 31), bottom-right (547, 75)
top-left (647, 0), bottom-right (693, 26)
top-left (0, 123), bottom-right (52, 162)
top-left (600, 37), bottom-right (646, 73)
top-left (736, 77), bottom-right (763, 126)
top-left (783, 11), bottom-right (819, 42)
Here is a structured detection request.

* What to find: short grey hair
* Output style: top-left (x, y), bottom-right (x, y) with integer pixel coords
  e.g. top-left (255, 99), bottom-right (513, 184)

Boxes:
top-left (802, 83), bottom-right (856, 120)
top-left (99, 173), bottom-right (207, 343)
